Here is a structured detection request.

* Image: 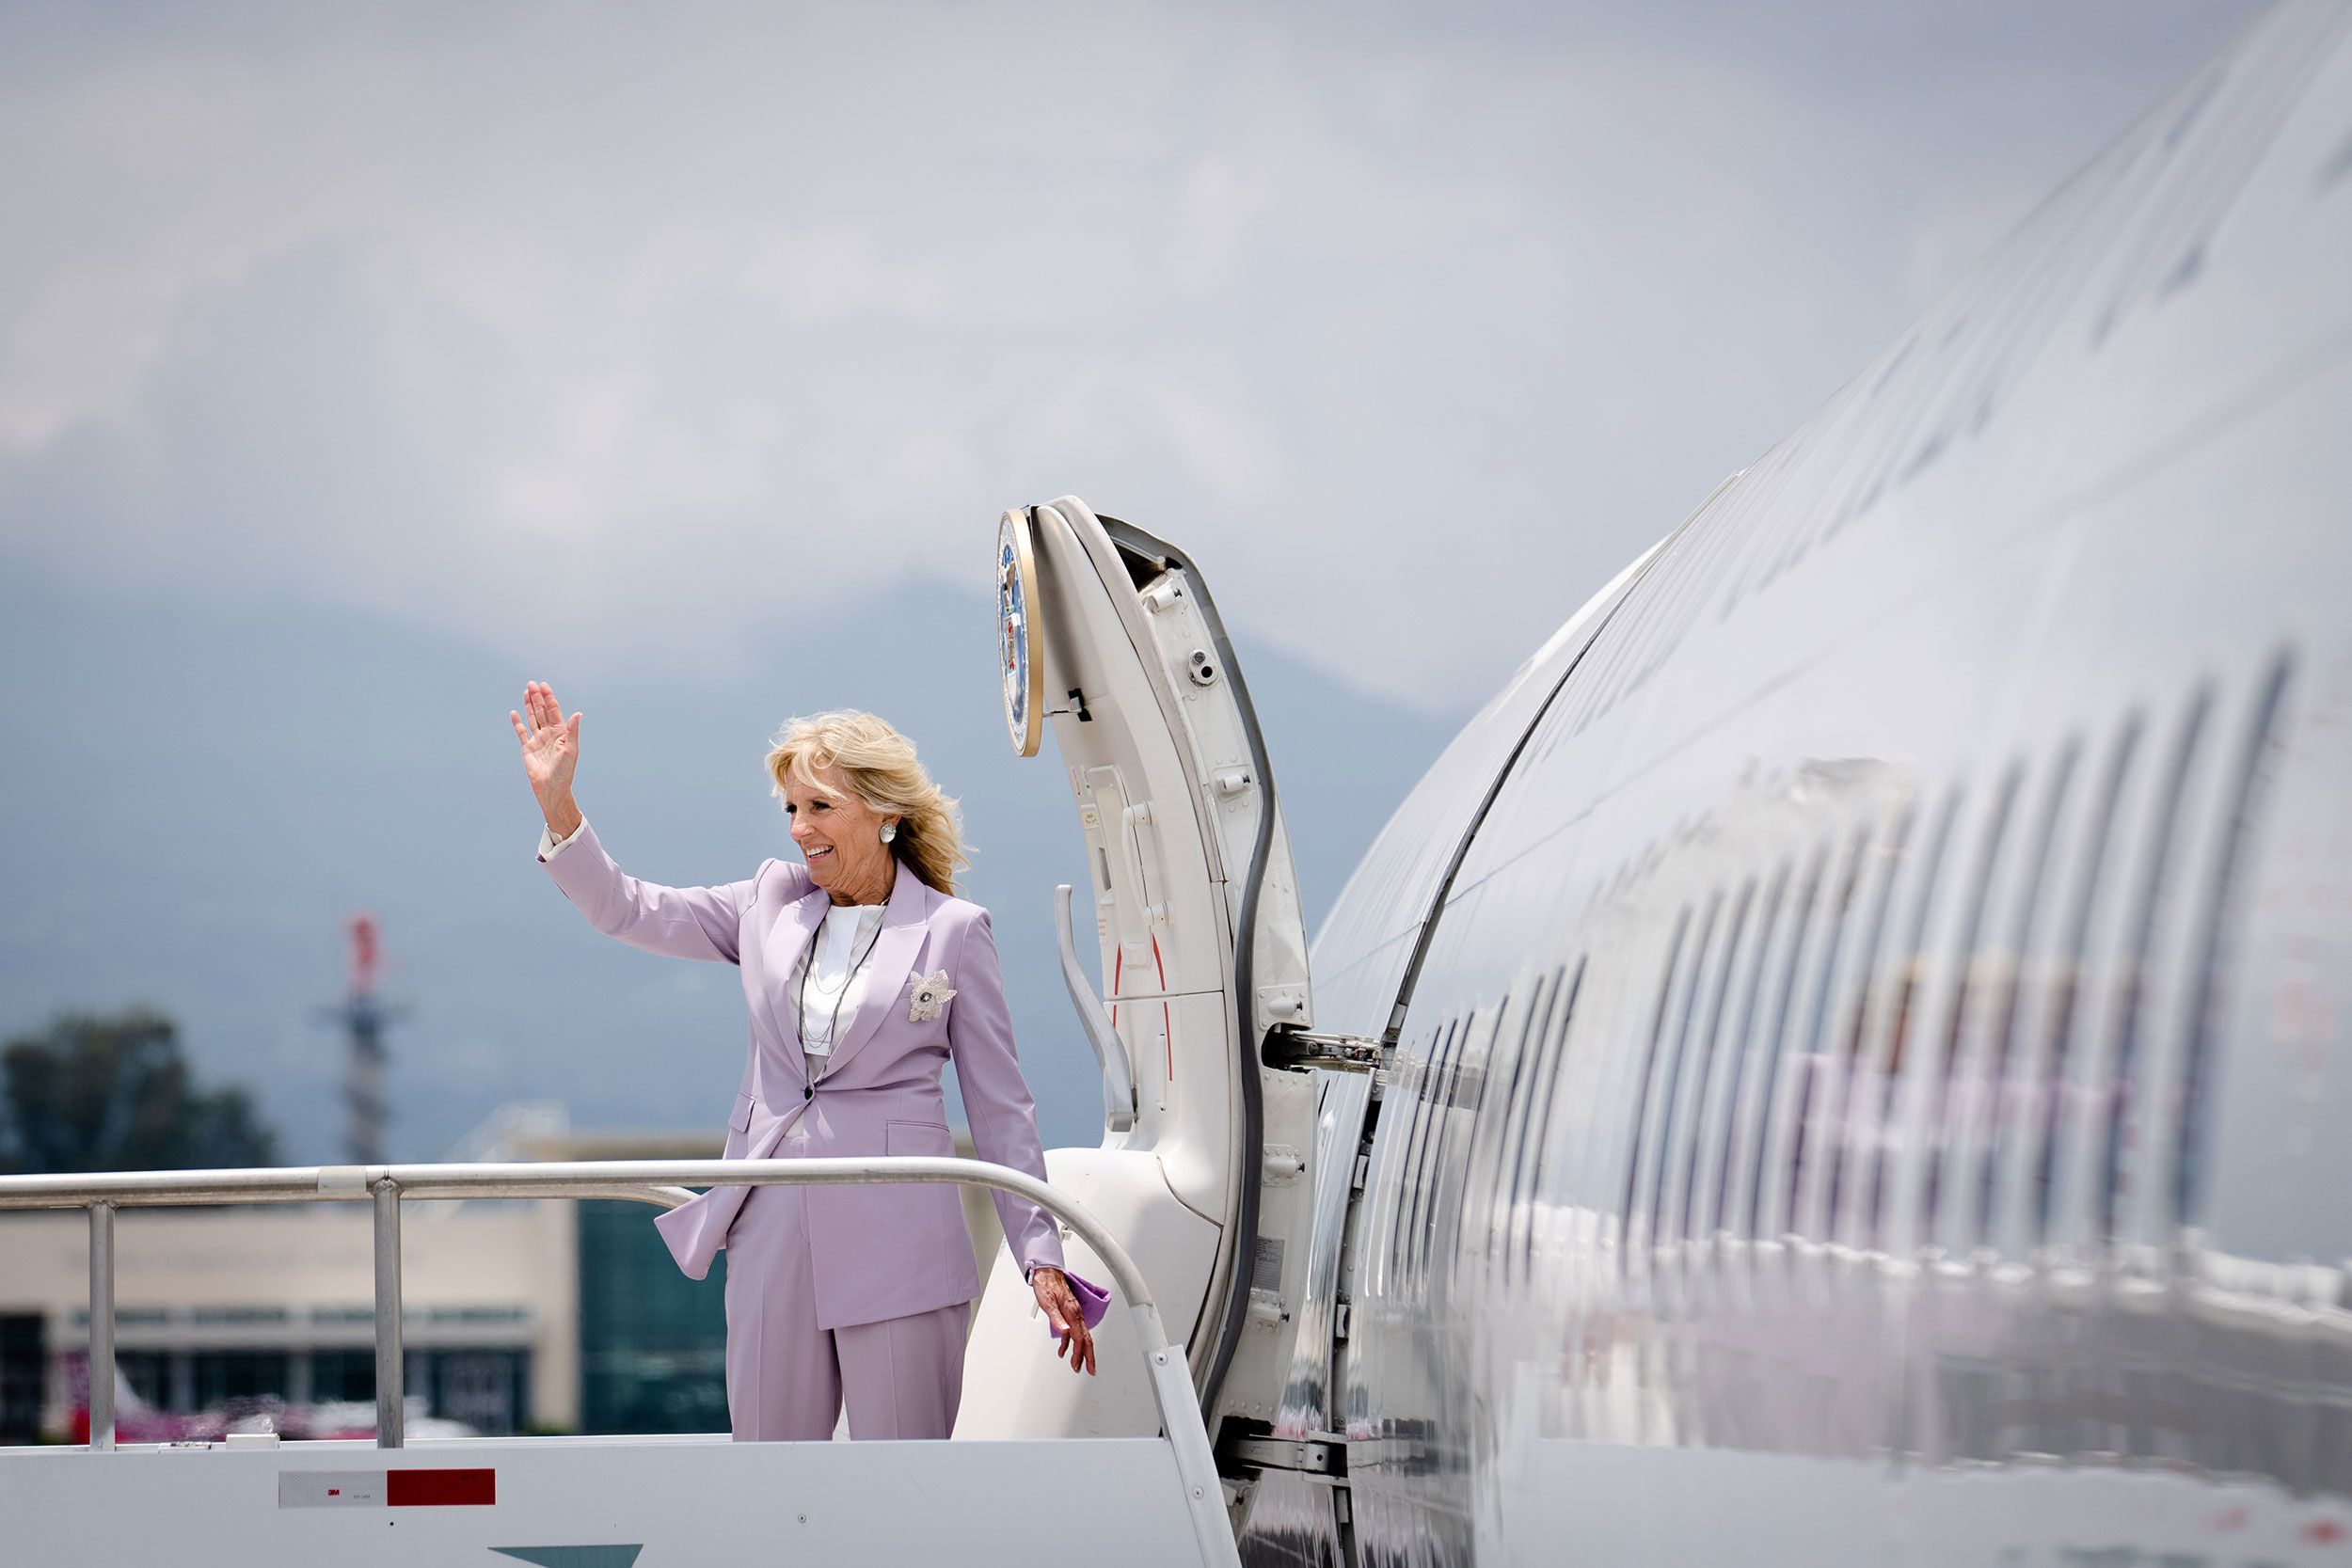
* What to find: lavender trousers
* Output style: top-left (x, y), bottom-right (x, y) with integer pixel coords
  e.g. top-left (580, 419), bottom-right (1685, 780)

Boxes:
top-left (723, 1180), bottom-right (971, 1441)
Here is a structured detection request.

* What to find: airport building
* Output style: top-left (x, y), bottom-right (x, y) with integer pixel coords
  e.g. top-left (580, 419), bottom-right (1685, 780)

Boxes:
top-left (0, 1198), bottom-right (578, 1438)
top-left (0, 1112), bottom-right (723, 1442)
top-left (0, 1111), bottom-right (1004, 1443)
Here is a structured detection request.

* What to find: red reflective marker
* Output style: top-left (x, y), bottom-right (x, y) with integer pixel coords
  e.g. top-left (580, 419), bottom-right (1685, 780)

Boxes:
top-left (387, 1468), bottom-right (497, 1507)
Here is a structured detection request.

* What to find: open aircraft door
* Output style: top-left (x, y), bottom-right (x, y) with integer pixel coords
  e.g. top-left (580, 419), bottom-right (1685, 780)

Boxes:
top-left (957, 498), bottom-right (1343, 1445)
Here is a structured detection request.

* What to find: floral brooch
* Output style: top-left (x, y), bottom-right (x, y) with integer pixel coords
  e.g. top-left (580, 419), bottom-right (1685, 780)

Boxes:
top-left (909, 970), bottom-right (957, 1022)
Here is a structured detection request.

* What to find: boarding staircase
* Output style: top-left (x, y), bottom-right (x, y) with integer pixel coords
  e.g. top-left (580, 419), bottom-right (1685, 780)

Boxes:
top-left (0, 1158), bottom-right (1242, 1568)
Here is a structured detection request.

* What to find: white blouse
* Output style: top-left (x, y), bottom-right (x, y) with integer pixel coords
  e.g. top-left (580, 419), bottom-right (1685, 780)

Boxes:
top-left (798, 902), bottom-right (882, 1056)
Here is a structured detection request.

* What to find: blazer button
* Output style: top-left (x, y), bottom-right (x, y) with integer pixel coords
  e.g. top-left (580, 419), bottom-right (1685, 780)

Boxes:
top-left (804, 1084), bottom-right (814, 1101)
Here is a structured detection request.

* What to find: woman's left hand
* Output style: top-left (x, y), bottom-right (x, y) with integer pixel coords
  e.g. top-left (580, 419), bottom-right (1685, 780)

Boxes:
top-left (1030, 1267), bottom-right (1098, 1376)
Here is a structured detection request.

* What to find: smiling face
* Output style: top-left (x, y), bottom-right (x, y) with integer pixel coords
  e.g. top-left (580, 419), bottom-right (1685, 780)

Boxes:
top-left (783, 762), bottom-right (900, 904)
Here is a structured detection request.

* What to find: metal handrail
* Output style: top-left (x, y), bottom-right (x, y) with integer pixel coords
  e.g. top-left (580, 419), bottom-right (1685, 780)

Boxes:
top-left (0, 1157), bottom-right (1237, 1567)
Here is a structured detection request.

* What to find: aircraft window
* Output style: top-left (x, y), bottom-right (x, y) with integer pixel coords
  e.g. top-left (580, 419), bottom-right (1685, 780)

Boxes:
top-left (1618, 908), bottom-right (1696, 1260)
top-left (1742, 841), bottom-right (1833, 1240)
top-left (1671, 881), bottom-right (1758, 1248)
top-left (1915, 763), bottom-right (2024, 1248)
top-left (1647, 893), bottom-right (1728, 1252)
top-left (1706, 860), bottom-right (1795, 1239)
top-left (2030, 712), bottom-right (2144, 1247)
top-left (2098, 686), bottom-right (2213, 1243)
top-left (1518, 958), bottom-right (1586, 1282)
top-left (2174, 654), bottom-right (2295, 1227)
top-left (1799, 808), bottom-right (1913, 1243)
top-left (1853, 789), bottom-right (1962, 1250)
top-left (1974, 739), bottom-right (2080, 1251)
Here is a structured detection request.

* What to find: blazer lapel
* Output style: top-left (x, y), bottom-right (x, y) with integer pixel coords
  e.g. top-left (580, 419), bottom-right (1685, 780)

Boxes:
top-left (819, 858), bottom-right (931, 1079)
top-left (757, 885), bottom-right (831, 1077)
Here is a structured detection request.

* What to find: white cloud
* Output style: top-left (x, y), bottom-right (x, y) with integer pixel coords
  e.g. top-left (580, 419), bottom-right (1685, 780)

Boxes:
top-left (0, 0), bottom-right (2262, 710)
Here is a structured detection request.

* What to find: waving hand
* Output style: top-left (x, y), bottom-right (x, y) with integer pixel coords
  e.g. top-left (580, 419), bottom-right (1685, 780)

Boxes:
top-left (510, 680), bottom-right (585, 837)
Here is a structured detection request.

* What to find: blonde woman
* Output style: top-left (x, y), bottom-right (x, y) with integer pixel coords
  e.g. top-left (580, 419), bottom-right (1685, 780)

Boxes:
top-left (510, 684), bottom-right (1098, 1440)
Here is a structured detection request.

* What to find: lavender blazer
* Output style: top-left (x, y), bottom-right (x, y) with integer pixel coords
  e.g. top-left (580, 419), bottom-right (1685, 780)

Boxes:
top-left (542, 822), bottom-right (1065, 1328)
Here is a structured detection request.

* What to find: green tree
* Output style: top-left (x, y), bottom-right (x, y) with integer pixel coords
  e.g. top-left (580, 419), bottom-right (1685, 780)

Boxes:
top-left (0, 1007), bottom-right (278, 1174)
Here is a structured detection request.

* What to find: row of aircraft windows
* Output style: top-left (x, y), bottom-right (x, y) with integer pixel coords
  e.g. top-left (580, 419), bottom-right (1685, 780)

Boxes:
top-left (1375, 653), bottom-right (2295, 1290)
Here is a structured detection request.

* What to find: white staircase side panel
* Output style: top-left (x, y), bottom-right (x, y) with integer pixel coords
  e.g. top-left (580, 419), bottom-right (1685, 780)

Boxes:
top-left (0, 1434), bottom-right (1223, 1568)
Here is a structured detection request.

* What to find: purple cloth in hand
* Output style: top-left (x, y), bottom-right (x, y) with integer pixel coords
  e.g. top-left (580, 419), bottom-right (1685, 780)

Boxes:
top-left (1041, 1269), bottom-right (1111, 1338)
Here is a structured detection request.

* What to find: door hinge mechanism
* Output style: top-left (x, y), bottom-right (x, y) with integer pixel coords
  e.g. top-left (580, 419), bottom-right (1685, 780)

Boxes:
top-left (1261, 1028), bottom-right (1385, 1075)
top-left (1231, 1433), bottom-right (1347, 1479)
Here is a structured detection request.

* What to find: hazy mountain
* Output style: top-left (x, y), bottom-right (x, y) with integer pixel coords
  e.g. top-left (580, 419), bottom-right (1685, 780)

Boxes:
top-left (0, 570), bottom-right (1459, 1158)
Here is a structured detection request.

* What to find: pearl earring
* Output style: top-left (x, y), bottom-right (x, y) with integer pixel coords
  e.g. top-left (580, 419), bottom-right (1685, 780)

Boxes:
top-left (880, 822), bottom-right (898, 843)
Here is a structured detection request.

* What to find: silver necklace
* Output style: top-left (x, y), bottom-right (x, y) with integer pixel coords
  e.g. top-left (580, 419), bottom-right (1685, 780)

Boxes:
top-left (799, 901), bottom-right (887, 1063)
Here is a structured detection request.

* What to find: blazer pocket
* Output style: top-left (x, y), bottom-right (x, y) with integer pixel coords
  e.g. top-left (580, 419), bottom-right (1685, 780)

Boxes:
top-left (884, 1118), bottom-right (955, 1158)
top-left (729, 1092), bottom-right (755, 1133)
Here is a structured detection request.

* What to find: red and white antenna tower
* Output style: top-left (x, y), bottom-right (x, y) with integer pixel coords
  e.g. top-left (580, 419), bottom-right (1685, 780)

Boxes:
top-left (325, 914), bottom-right (405, 1165)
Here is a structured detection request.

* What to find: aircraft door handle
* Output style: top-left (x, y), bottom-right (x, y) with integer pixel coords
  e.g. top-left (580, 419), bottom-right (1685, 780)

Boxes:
top-left (1057, 883), bottom-right (1137, 1132)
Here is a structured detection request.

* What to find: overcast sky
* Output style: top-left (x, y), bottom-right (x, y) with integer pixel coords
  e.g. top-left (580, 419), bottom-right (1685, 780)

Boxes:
top-left (0, 0), bottom-right (2266, 715)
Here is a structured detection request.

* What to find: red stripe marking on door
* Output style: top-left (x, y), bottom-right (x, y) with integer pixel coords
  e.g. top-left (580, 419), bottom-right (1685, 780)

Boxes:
top-left (387, 1468), bottom-right (496, 1506)
top-left (1151, 934), bottom-right (1172, 1080)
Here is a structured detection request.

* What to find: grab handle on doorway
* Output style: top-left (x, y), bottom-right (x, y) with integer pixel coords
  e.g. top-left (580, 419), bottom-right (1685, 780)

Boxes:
top-left (1057, 884), bottom-right (1136, 1132)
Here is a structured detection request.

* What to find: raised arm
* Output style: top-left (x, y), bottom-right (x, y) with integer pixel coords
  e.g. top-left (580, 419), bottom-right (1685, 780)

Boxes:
top-left (512, 679), bottom-right (758, 964)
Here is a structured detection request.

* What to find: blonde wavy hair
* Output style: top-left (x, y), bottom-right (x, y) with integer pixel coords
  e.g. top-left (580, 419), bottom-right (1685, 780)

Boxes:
top-left (765, 710), bottom-right (968, 895)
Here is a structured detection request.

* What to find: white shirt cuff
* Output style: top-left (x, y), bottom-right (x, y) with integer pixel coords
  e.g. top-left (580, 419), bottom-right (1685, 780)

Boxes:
top-left (538, 818), bottom-right (589, 862)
